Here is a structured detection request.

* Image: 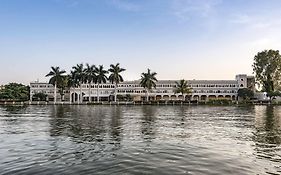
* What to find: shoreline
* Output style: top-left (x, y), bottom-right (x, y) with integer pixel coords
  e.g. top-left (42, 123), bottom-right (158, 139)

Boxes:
top-left (0, 101), bottom-right (274, 106)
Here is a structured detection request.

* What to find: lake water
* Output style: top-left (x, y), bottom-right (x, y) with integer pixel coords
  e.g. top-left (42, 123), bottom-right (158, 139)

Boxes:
top-left (0, 105), bottom-right (280, 175)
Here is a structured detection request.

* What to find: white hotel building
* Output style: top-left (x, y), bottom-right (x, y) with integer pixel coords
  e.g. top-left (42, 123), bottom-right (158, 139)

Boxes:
top-left (30, 74), bottom-right (255, 102)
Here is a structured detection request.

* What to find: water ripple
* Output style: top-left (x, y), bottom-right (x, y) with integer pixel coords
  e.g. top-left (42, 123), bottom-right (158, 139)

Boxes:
top-left (0, 105), bottom-right (280, 174)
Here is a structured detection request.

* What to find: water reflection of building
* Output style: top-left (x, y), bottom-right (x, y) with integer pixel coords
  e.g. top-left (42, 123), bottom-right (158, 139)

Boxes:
top-left (30, 74), bottom-right (255, 102)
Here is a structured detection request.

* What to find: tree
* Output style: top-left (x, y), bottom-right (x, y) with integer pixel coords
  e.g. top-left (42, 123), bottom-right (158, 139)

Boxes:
top-left (72, 64), bottom-right (86, 103)
top-left (94, 65), bottom-right (108, 102)
top-left (237, 88), bottom-right (254, 101)
top-left (46, 66), bottom-right (66, 103)
top-left (108, 63), bottom-right (126, 102)
top-left (140, 68), bottom-right (158, 101)
top-left (0, 83), bottom-right (29, 101)
top-left (68, 71), bottom-right (79, 103)
top-left (174, 79), bottom-right (192, 101)
top-left (57, 75), bottom-right (70, 101)
top-left (253, 50), bottom-right (281, 93)
top-left (33, 92), bottom-right (47, 101)
top-left (85, 64), bottom-right (96, 102)
top-left (267, 91), bottom-right (281, 100)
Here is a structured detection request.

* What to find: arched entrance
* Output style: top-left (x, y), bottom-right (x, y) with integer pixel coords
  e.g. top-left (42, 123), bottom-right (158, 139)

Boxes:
top-left (193, 95), bottom-right (199, 101)
top-left (225, 95), bottom-right (231, 100)
top-left (156, 95), bottom-right (162, 101)
top-left (178, 95), bottom-right (184, 101)
top-left (185, 95), bottom-right (191, 101)
top-left (208, 95), bottom-right (217, 100)
top-left (163, 95), bottom-right (169, 101)
top-left (171, 95), bottom-right (177, 101)
top-left (201, 95), bottom-right (207, 101)
top-left (71, 93), bottom-right (79, 102)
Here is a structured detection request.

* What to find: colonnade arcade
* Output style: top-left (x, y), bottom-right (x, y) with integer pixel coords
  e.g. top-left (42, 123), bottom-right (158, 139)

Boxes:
top-left (69, 92), bottom-right (237, 102)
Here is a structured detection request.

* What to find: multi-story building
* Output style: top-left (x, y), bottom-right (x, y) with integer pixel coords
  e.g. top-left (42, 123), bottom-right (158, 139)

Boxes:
top-left (30, 74), bottom-right (255, 102)
top-left (29, 81), bottom-right (57, 101)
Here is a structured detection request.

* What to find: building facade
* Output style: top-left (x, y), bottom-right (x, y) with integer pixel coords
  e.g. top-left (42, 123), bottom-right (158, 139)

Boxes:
top-left (30, 74), bottom-right (255, 102)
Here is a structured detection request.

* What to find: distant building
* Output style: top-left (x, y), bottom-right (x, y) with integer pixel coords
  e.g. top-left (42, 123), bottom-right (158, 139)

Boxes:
top-left (30, 74), bottom-right (254, 102)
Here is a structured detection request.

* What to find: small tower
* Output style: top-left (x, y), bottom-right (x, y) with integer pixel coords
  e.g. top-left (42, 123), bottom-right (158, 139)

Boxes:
top-left (235, 74), bottom-right (247, 89)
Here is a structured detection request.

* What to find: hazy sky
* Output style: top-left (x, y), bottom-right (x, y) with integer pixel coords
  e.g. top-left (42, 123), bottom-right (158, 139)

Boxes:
top-left (1, 0), bottom-right (281, 85)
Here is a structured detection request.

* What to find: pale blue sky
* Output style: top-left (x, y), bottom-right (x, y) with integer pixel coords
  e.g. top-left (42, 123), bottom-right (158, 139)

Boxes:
top-left (1, 0), bottom-right (281, 85)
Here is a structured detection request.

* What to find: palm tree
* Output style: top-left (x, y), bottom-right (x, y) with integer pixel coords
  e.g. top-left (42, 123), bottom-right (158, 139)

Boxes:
top-left (174, 79), bottom-right (192, 101)
top-left (94, 65), bottom-right (108, 102)
top-left (85, 63), bottom-right (96, 102)
top-left (108, 63), bottom-right (126, 102)
top-left (57, 75), bottom-right (69, 101)
top-left (72, 64), bottom-right (86, 103)
top-left (46, 66), bottom-right (66, 103)
top-left (140, 68), bottom-right (157, 101)
top-left (68, 71), bottom-right (79, 103)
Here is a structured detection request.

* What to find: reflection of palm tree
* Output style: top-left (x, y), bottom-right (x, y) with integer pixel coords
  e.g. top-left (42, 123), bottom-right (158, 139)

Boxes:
top-left (140, 69), bottom-right (158, 101)
top-left (174, 79), bottom-right (192, 101)
top-left (46, 66), bottom-right (66, 103)
top-left (108, 63), bottom-right (126, 102)
top-left (49, 106), bottom-right (106, 141)
top-left (95, 65), bottom-right (108, 102)
top-left (141, 106), bottom-right (156, 141)
top-left (110, 106), bottom-right (122, 143)
top-left (85, 64), bottom-right (96, 102)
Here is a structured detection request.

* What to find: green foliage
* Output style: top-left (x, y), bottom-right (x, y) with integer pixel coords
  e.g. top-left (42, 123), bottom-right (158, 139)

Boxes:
top-left (238, 88), bottom-right (254, 100)
top-left (46, 66), bottom-right (67, 102)
top-left (174, 79), bottom-right (192, 97)
top-left (108, 63), bottom-right (126, 84)
top-left (0, 83), bottom-right (29, 101)
top-left (68, 71), bottom-right (79, 88)
top-left (108, 63), bottom-right (126, 102)
top-left (116, 94), bottom-right (132, 101)
top-left (253, 50), bottom-right (281, 93)
top-left (140, 69), bottom-right (157, 101)
top-left (45, 66), bottom-right (66, 85)
top-left (267, 91), bottom-right (281, 99)
top-left (72, 64), bottom-right (87, 85)
top-left (57, 75), bottom-right (70, 97)
top-left (94, 65), bottom-right (108, 102)
top-left (85, 64), bottom-right (96, 84)
top-left (95, 65), bottom-right (108, 84)
top-left (32, 92), bottom-right (47, 101)
top-left (140, 68), bottom-right (158, 91)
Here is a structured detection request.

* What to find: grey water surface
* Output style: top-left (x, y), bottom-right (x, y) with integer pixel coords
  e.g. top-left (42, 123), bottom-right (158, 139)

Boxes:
top-left (0, 105), bottom-right (280, 175)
